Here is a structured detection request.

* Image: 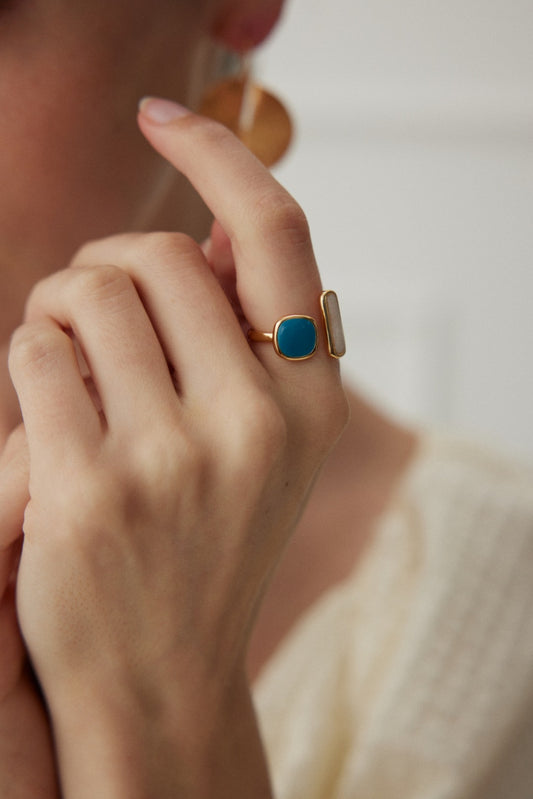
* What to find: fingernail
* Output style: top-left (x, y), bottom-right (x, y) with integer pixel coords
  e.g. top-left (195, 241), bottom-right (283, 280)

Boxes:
top-left (138, 97), bottom-right (191, 124)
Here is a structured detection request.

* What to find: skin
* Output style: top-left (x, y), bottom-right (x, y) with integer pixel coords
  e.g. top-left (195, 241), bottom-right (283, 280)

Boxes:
top-left (0, 0), bottom-right (415, 795)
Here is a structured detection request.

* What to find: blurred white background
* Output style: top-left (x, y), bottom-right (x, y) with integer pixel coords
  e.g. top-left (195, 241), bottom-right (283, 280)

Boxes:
top-left (257, 0), bottom-right (533, 461)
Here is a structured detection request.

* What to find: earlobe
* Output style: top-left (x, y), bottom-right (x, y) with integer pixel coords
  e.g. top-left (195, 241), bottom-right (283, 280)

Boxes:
top-left (212, 0), bottom-right (286, 51)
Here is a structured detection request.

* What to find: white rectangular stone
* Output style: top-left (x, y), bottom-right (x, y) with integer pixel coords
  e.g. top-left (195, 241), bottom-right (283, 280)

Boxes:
top-left (321, 290), bottom-right (346, 358)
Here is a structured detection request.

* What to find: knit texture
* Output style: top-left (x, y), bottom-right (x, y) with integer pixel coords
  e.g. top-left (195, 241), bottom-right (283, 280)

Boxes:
top-left (253, 433), bottom-right (533, 799)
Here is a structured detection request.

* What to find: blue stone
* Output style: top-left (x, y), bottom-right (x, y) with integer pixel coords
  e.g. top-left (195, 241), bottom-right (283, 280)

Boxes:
top-left (275, 317), bottom-right (317, 359)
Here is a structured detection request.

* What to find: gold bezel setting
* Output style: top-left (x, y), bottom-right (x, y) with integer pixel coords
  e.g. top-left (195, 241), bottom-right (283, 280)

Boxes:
top-left (272, 315), bottom-right (318, 361)
top-left (320, 290), bottom-right (346, 358)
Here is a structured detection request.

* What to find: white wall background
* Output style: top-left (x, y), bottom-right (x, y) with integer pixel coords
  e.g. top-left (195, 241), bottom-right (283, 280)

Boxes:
top-left (256, 0), bottom-right (533, 461)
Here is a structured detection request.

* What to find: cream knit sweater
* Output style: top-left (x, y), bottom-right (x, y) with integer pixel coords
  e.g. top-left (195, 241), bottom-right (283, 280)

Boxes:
top-left (253, 434), bottom-right (533, 799)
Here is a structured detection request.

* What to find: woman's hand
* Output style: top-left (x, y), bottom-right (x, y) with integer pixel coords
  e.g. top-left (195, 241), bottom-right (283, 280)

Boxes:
top-left (8, 102), bottom-right (348, 797)
top-left (0, 428), bottom-right (60, 798)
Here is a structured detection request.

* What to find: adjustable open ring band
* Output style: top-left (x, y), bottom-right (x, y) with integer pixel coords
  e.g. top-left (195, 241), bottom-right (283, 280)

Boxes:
top-left (247, 290), bottom-right (346, 361)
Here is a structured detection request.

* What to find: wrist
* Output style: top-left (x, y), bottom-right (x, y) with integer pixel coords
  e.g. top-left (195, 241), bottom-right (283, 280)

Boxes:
top-left (48, 661), bottom-right (272, 799)
top-left (50, 665), bottom-right (220, 799)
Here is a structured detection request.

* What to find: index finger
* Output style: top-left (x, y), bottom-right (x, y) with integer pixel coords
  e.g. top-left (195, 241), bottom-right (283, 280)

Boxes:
top-left (137, 99), bottom-right (322, 333)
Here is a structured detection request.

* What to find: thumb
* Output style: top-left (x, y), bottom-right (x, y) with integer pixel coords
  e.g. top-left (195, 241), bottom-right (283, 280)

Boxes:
top-left (0, 426), bottom-right (29, 595)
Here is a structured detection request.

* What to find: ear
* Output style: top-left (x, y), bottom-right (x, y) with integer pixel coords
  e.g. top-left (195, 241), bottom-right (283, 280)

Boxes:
top-left (211, 0), bottom-right (286, 51)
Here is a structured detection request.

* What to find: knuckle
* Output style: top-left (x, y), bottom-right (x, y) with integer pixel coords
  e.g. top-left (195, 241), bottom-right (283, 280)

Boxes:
top-left (75, 263), bottom-right (129, 297)
top-left (254, 191), bottom-right (310, 242)
top-left (8, 322), bottom-right (64, 375)
top-left (71, 233), bottom-right (141, 267)
top-left (190, 114), bottom-right (236, 151)
top-left (70, 238), bottom-right (104, 267)
top-left (68, 264), bottom-right (135, 309)
top-left (138, 231), bottom-right (203, 268)
top-left (24, 272), bottom-right (59, 320)
top-left (114, 426), bottom-right (209, 508)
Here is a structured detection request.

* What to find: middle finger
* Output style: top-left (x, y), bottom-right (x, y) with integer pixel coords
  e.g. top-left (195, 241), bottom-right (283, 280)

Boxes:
top-left (26, 265), bottom-right (179, 431)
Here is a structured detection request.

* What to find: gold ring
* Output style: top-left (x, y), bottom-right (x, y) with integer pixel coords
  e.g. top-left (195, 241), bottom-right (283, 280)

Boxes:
top-left (247, 291), bottom-right (346, 361)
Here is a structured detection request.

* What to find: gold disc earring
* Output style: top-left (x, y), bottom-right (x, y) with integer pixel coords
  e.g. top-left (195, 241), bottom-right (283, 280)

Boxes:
top-left (198, 53), bottom-right (293, 167)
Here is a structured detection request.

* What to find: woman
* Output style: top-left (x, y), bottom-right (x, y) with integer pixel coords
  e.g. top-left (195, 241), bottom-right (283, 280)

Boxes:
top-left (1, 1), bottom-right (532, 798)
top-left (0, 1), bottom-right (348, 796)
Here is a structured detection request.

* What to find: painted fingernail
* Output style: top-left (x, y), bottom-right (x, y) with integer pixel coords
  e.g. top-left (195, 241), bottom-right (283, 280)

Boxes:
top-left (138, 97), bottom-right (191, 124)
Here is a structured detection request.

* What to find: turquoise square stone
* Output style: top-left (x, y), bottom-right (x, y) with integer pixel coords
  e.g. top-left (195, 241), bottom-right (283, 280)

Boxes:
top-left (275, 316), bottom-right (317, 360)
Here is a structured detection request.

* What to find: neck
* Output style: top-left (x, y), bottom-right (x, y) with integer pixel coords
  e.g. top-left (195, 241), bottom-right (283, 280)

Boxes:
top-left (316, 387), bottom-right (417, 496)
